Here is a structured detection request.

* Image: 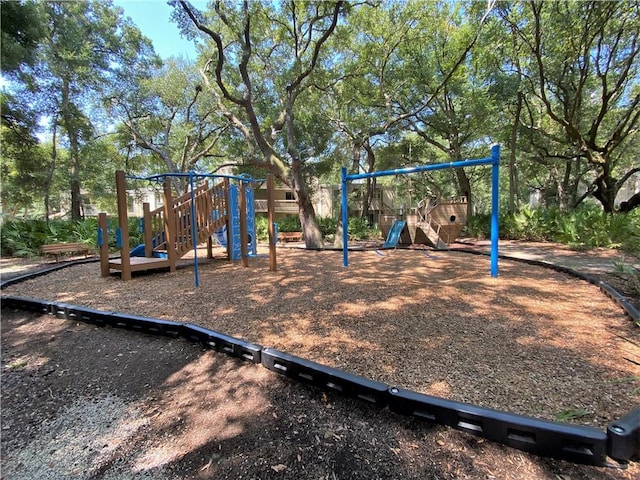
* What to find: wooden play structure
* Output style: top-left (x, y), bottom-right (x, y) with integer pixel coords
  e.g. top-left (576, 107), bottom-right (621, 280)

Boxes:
top-left (99, 171), bottom-right (277, 282)
top-left (379, 196), bottom-right (468, 249)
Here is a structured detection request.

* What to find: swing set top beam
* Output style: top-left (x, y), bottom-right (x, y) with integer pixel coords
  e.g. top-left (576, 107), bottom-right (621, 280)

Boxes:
top-left (340, 144), bottom-right (501, 277)
top-left (344, 155), bottom-right (496, 182)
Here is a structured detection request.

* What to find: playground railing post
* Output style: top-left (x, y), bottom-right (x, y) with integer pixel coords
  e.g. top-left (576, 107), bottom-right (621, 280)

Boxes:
top-left (143, 203), bottom-right (153, 258)
top-left (490, 144), bottom-right (500, 277)
top-left (341, 167), bottom-right (349, 267)
top-left (116, 170), bottom-right (132, 281)
top-left (224, 178), bottom-right (232, 261)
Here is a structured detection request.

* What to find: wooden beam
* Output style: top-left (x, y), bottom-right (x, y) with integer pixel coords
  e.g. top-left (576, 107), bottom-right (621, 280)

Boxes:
top-left (115, 170), bottom-right (131, 281)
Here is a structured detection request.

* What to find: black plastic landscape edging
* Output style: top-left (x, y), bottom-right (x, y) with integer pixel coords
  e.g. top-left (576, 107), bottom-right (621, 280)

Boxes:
top-left (1, 255), bottom-right (639, 466)
top-left (387, 386), bottom-right (608, 465)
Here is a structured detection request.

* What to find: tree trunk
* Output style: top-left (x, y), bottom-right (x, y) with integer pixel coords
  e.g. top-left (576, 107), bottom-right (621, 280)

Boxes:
top-left (593, 168), bottom-right (617, 214)
top-left (360, 140), bottom-right (376, 221)
top-left (508, 91), bottom-right (523, 214)
top-left (290, 163), bottom-right (323, 249)
top-left (619, 192), bottom-right (640, 213)
top-left (559, 160), bottom-right (572, 211)
top-left (60, 79), bottom-right (83, 221)
top-left (44, 117), bottom-right (58, 223)
top-left (587, 152), bottom-right (618, 214)
top-left (449, 131), bottom-right (472, 216)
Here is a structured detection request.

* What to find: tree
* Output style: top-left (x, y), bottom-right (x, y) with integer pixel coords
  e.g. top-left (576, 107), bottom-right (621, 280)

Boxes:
top-left (502, 0), bottom-right (640, 213)
top-left (24, 1), bottom-right (158, 220)
top-left (0, 0), bottom-right (46, 74)
top-left (324, 1), bottom-right (421, 219)
top-left (173, 0), bottom-right (346, 248)
top-left (387, 1), bottom-right (496, 215)
top-left (110, 57), bottom-right (229, 191)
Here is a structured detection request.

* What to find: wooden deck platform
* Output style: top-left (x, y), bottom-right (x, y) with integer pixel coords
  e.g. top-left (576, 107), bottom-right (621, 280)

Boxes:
top-left (109, 257), bottom-right (171, 272)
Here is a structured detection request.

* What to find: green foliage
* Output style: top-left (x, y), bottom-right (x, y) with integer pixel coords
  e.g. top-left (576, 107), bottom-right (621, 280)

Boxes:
top-left (0, 217), bottom-right (144, 257)
top-left (555, 408), bottom-right (590, 423)
top-left (461, 214), bottom-right (491, 238)
top-left (0, 219), bottom-right (82, 257)
top-left (317, 217), bottom-right (339, 238)
top-left (462, 207), bottom-right (640, 254)
top-left (255, 216), bottom-right (269, 243)
top-left (255, 215), bottom-right (376, 242)
top-left (0, 0), bottom-right (46, 74)
top-left (275, 216), bottom-right (302, 233)
top-left (347, 217), bottom-right (370, 240)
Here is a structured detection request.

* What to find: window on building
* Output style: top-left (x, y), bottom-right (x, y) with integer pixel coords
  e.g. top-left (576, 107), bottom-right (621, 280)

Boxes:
top-left (285, 192), bottom-right (295, 201)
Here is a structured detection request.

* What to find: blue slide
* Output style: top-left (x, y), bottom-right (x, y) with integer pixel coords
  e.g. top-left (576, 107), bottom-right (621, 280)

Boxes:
top-left (382, 220), bottom-right (406, 249)
top-left (130, 232), bottom-right (168, 259)
top-left (214, 225), bottom-right (228, 247)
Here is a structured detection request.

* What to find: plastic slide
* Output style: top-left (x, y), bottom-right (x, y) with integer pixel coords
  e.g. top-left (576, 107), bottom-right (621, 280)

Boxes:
top-left (130, 232), bottom-right (168, 259)
top-left (129, 244), bottom-right (146, 257)
top-left (382, 220), bottom-right (406, 249)
top-left (214, 225), bottom-right (228, 248)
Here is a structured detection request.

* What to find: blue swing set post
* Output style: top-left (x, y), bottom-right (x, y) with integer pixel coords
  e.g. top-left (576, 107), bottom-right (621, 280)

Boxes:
top-left (341, 145), bottom-right (501, 277)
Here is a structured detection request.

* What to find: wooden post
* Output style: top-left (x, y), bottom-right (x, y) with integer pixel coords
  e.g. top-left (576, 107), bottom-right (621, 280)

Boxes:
top-left (207, 236), bottom-right (214, 259)
top-left (143, 202), bottom-right (153, 258)
top-left (115, 170), bottom-right (131, 281)
top-left (267, 174), bottom-right (277, 271)
top-left (163, 178), bottom-right (177, 272)
top-left (239, 179), bottom-right (249, 267)
top-left (98, 212), bottom-right (110, 277)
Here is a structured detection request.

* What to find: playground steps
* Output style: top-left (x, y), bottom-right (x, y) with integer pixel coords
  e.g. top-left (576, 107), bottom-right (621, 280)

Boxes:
top-left (173, 182), bottom-right (229, 259)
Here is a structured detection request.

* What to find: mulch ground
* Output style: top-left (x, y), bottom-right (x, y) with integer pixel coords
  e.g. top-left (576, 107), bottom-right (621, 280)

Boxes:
top-left (1, 244), bottom-right (639, 479)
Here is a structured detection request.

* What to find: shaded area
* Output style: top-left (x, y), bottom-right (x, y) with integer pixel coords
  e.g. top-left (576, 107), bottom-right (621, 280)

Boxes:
top-left (2, 310), bottom-right (638, 479)
top-left (3, 248), bottom-right (637, 430)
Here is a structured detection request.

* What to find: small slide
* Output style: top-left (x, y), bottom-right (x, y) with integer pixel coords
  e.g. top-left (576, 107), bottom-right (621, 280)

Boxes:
top-left (129, 244), bottom-right (146, 257)
top-left (130, 232), bottom-right (168, 259)
top-left (214, 225), bottom-right (228, 248)
top-left (382, 220), bottom-right (406, 249)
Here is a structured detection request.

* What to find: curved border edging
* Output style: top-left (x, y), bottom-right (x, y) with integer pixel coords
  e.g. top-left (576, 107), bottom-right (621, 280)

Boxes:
top-left (1, 254), bottom-right (638, 466)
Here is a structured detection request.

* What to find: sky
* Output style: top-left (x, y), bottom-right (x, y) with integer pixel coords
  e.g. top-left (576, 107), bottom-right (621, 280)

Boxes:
top-left (112, 0), bottom-right (207, 60)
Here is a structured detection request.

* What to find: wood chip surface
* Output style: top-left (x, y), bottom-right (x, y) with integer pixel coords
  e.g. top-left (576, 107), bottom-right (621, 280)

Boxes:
top-left (3, 247), bottom-right (638, 429)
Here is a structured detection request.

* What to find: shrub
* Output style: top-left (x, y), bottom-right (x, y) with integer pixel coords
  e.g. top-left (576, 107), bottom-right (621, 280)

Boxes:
top-left (276, 215), bottom-right (302, 232)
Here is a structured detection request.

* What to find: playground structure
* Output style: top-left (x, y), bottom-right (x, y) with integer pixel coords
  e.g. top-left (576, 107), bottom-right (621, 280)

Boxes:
top-left (99, 171), bottom-right (277, 284)
top-left (379, 196), bottom-right (468, 250)
top-left (342, 145), bottom-right (501, 276)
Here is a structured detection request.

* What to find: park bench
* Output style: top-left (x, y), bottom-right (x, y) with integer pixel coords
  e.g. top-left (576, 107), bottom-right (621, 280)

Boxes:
top-left (41, 242), bottom-right (91, 262)
top-left (278, 232), bottom-right (303, 243)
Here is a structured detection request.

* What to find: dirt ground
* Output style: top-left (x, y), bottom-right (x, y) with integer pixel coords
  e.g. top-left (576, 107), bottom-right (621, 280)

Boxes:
top-left (1, 242), bottom-right (639, 479)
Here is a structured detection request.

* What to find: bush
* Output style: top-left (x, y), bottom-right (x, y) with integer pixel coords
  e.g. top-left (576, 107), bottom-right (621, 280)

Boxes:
top-left (253, 215), bottom-right (377, 243)
top-left (276, 215), bottom-right (302, 232)
top-left (0, 217), bottom-right (144, 257)
top-left (462, 206), bottom-right (640, 255)
top-left (317, 217), bottom-right (338, 238)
